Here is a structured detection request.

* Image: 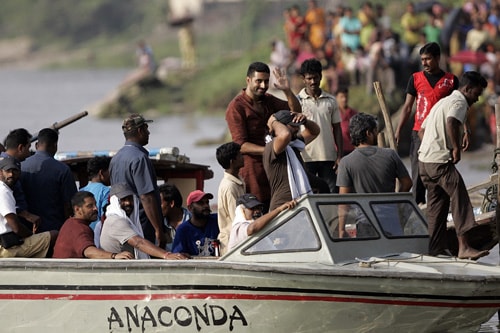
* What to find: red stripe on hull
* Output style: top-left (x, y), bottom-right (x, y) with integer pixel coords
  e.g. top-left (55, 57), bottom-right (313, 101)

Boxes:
top-left (0, 292), bottom-right (498, 308)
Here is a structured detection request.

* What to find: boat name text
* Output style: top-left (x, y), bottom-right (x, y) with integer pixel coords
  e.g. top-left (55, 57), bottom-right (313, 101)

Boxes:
top-left (108, 303), bottom-right (248, 331)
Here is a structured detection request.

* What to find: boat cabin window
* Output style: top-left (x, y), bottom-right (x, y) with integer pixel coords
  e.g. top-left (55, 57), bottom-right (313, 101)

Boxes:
top-left (243, 209), bottom-right (320, 254)
top-left (319, 202), bottom-right (379, 240)
top-left (370, 201), bottom-right (427, 238)
top-left (319, 200), bottom-right (428, 240)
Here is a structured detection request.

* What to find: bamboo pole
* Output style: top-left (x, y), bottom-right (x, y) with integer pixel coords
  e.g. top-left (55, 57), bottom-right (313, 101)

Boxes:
top-left (373, 81), bottom-right (399, 191)
top-left (373, 81), bottom-right (397, 151)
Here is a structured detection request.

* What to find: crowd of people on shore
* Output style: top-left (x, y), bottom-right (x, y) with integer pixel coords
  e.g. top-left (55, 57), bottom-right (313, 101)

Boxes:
top-left (272, 0), bottom-right (500, 144)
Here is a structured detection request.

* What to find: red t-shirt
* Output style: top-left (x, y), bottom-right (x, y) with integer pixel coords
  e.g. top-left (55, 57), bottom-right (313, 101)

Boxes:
top-left (53, 217), bottom-right (95, 258)
top-left (412, 71), bottom-right (456, 131)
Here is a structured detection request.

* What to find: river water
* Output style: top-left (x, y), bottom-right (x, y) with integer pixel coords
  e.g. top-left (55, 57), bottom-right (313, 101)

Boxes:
top-left (0, 68), bottom-right (499, 332)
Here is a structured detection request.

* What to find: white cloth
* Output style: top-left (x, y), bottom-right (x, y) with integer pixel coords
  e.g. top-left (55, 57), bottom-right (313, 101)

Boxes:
top-left (106, 195), bottom-right (149, 259)
top-left (286, 139), bottom-right (312, 199)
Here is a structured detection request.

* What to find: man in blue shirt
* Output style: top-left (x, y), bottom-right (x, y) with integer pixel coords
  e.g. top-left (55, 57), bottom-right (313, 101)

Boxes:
top-left (109, 114), bottom-right (166, 248)
top-left (80, 156), bottom-right (111, 231)
top-left (21, 128), bottom-right (77, 232)
top-left (172, 190), bottom-right (219, 256)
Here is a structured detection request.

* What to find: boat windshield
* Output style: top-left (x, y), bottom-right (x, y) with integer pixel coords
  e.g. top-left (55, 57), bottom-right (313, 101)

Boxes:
top-left (243, 209), bottom-right (320, 254)
top-left (318, 200), bottom-right (428, 240)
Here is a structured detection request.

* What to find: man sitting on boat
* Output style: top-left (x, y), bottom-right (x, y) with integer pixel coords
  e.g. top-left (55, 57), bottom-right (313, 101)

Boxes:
top-left (1, 128), bottom-right (41, 231)
top-left (171, 190), bottom-right (219, 256)
top-left (100, 183), bottom-right (189, 260)
top-left (80, 156), bottom-right (111, 234)
top-left (228, 193), bottom-right (296, 251)
top-left (159, 183), bottom-right (191, 252)
top-left (0, 156), bottom-right (57, 258)
top-left (53, 191), bottom-right (133, 260)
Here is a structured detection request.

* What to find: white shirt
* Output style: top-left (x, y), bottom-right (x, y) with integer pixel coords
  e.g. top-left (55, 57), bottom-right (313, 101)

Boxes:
top-left (419, 90), bottom-right (468, 163)
top-left (0, 181), bottom-right (15, 234)
top-left (298, 88), bottom-right (341, 162)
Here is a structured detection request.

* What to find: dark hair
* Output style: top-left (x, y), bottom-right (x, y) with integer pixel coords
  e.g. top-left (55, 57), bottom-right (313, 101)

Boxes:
top-left (335, 86), bottom-right (349, 95)
top-left (459, 71), bottom-right (488, 89)
top-left (36, 128), bottom-right (58, 145)
top-left (419, 42), bottom-right (441, 58)
top-left (159, 183), bottom-right (183, 208)
top-left (349, 113), bottom-right (378, 146)
top-left (71, 191), bottom-right (94, 210)
top-left (247, 62), bottom-right (270, 77)
top-left (4, 128), bottom-right (32, 149)
top-left (216, 142), bottom-right (241, 169)
top-left (300, 58), bottom-right (323, 76)
top-left (87, 156), bottom-right (111, 179)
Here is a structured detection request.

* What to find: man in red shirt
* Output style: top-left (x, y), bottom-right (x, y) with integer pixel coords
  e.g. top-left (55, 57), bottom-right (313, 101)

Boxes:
top-left (226, 61), bottom-right (301, 211)
top-left (53, 191), bottom-right (133, 259)
top-left (395, 42), bottom-right (459, 206)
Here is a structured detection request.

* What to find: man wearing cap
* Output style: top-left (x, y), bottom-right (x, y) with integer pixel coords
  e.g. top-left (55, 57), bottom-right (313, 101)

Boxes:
top-left (110, 113), bottom-right (166, 248)
top-left (0, 156), bottom-right (57, 258)
top-left (21, 128), bottom-right (77, 232)
top-left (100, 183), bottom-right (189, 260)
top-left (53, 191), bottom-right (133, 259)
top-left (226, 61), bottom-right (302, 211)
top-left (171, 190), bottom-right (219, 256)
top-left (228, 193), bottom-right (296, 251)
top-left (263, 110), bottom-right (320, 211)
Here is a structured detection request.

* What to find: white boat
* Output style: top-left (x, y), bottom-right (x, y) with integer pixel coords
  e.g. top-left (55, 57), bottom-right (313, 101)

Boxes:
top-left (0, 189), bottom-right (499, 332)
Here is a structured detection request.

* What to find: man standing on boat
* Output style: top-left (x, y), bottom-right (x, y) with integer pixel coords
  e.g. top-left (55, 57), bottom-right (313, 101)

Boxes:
top-left (100, 183), bottom-right (188, 260)
top-left (21, 128), bottom-right (77, 232)
top-left (418, 71), bottom-right (489, 260)
top-left (337, 113), bottom-right (412, 194)
top-left (297, 58), bottom-right (343, 193)
top-left (110, 114), bottom-right (166, 248)
top-left (0, 156), bottom-right (57, 258)
top-left (226, 62), bottom-right (302, 212)
top-left (395, 42), bottom-right (459, 207)
top-left (53, 191), bottom-right (132, 259)
top-left (336, 113), bottom-right (412, 238)
top-left (215, 142), bottom-right (245, 255)
top-left (263, 110), bottom-right (320, 211)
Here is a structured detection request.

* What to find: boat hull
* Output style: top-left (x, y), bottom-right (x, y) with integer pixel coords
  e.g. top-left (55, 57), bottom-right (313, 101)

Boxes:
top-left (0, 259), bottom-right (498, 333)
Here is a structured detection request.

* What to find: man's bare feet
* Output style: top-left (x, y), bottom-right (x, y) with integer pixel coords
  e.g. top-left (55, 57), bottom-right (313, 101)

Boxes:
top-left (458, 248), bottom-right (489, 260)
